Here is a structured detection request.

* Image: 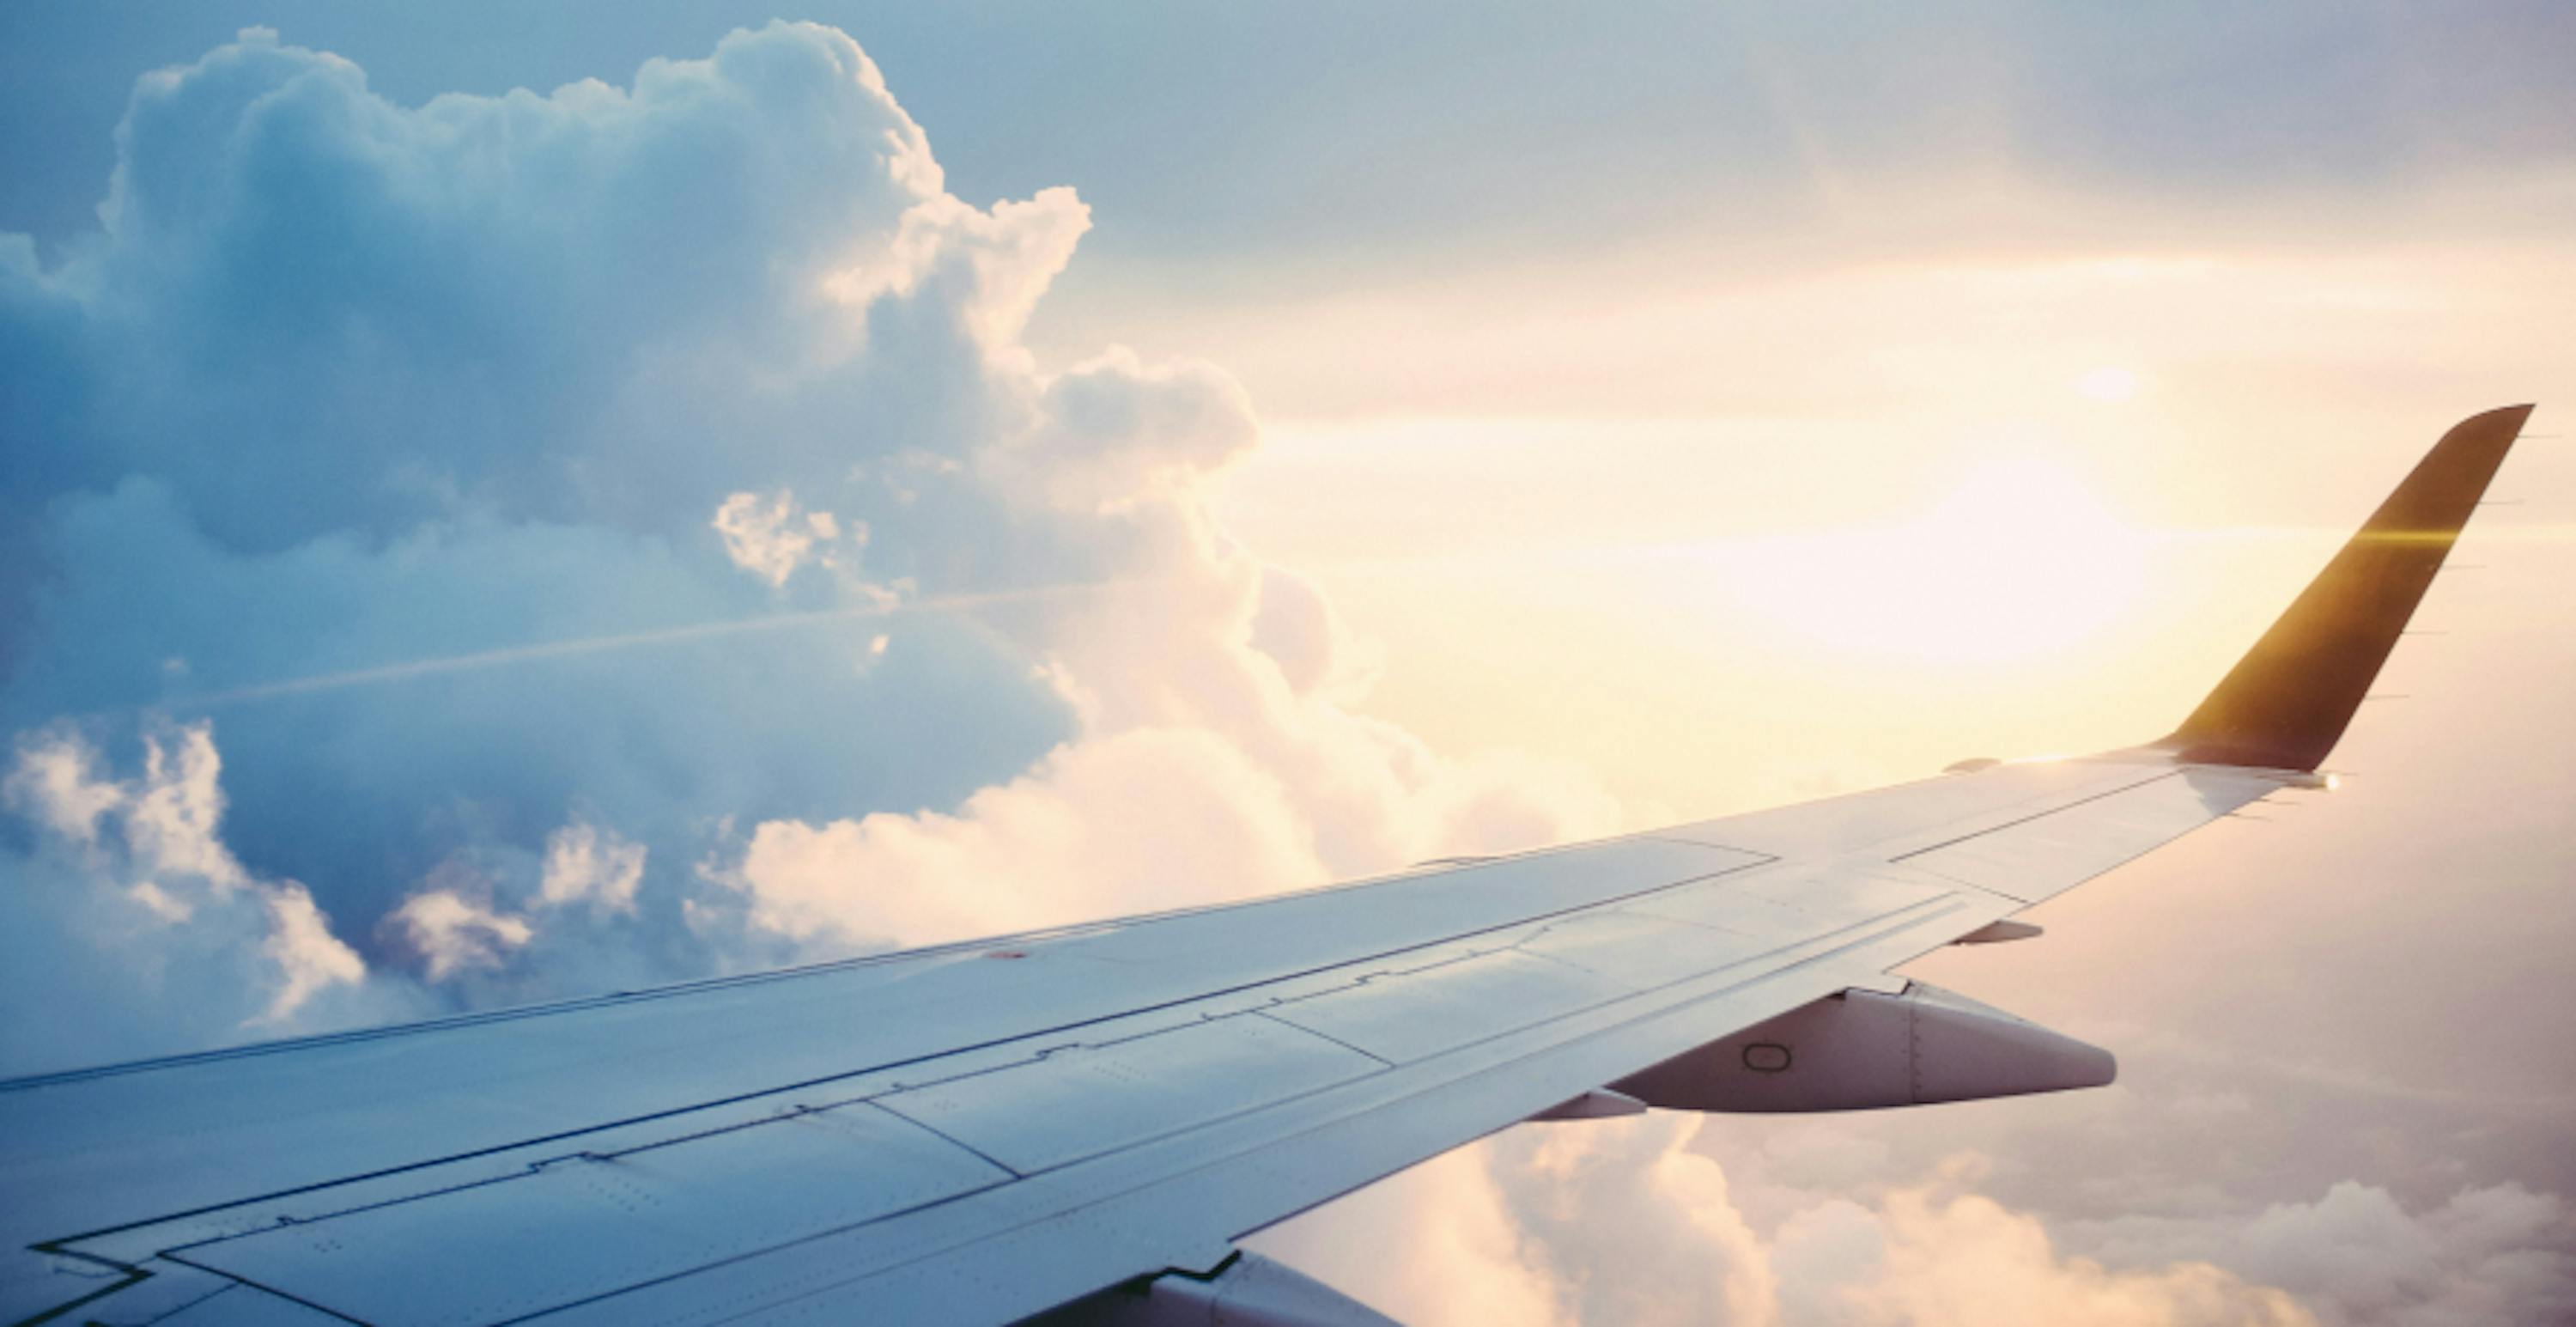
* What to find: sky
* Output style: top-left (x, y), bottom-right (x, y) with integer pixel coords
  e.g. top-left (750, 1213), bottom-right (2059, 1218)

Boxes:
top-left (2, 4), bottom-right (2573, 1324)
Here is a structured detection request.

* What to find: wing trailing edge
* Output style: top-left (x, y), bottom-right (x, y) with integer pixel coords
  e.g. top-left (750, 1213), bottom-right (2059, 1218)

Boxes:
top-left (2163, 404), bottom-right (2532, 771)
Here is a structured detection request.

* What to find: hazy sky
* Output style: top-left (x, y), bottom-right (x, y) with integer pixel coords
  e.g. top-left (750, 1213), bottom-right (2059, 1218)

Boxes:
top-left (2, 5), bottom-right (2571, 1324)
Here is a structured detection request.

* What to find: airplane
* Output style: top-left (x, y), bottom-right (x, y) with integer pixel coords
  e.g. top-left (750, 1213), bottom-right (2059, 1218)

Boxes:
top-left (0, 405), bottom-right (2532, 1327)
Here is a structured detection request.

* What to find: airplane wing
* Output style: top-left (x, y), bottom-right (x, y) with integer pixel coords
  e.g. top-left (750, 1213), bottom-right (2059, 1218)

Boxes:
top-left (0, 405), bottom-right (2531, 1327)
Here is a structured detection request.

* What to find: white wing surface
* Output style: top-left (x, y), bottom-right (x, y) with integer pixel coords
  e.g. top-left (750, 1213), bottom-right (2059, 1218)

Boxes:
top-left (0, 405), bottom-right (2530, 1326)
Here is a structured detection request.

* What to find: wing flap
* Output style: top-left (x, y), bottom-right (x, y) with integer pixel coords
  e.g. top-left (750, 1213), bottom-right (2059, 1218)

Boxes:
top-left (162, 1103), bottom-right (1010, 1327)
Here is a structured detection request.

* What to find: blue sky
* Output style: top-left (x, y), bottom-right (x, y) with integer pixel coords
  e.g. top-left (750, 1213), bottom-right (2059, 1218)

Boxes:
top-left (2, 7), bottom-right (2572, 1324)
top-left (9, 4), bottom-right (2573, 265)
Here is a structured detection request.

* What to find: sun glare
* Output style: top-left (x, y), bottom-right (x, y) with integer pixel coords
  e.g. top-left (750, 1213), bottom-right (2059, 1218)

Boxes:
top-left (2076, 366), bottom-right (2140, 402)
top-left (1713, 457), bottom-right (2151, 666)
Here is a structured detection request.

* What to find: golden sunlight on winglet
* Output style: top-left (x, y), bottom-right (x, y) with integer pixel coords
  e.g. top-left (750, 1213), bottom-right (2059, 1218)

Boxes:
top-left (2164, 404), bottom-right (2532, 771)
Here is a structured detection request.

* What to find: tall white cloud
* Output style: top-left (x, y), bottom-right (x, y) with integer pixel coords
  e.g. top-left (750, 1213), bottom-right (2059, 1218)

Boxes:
top-left (0, 20), bottom-right (1616, 1057)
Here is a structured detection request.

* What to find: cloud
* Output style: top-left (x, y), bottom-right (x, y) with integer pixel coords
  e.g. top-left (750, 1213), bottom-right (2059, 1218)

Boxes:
top-left (1796, 1178), bottom-right (2314, 1327)
top-left (1263, 1115), bottom-right (2575, 1327)
top-left (712, 727), bottom-right (1329, 948)
top-left (386, 886), bottom-right (535, 981)
top-left (2075, 1179), bottom-right (2576, 1327)
top-left (1, 724), bottom-right (396, 1068)
top-left (263, 883), bottom-right (374, 1020)
top-left (2, 727), bottom-right (123, 846)
top-left (711, 489), bottom-right (854, 587)
top-left (0, 20), bottom-right (1617, 1076)
top-left (1242, 1145), bottom-right (1560, 1327)
top-left (539, 819), bottom-right (646, 914)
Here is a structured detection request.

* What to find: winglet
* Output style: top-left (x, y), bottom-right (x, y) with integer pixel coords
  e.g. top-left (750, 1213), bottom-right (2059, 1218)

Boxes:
top-left (2163, 405), bottom-right (2532, 771)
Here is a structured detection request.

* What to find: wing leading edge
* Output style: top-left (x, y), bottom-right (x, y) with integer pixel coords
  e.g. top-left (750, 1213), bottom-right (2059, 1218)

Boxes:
top-left (0, 407), bottom-right (2531, 1327)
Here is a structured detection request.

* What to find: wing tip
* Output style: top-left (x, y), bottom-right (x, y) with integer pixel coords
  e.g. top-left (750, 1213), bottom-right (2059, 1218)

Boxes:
top-left (2447, 401), bottom-right (2536, 447)
top-left (2163, 404), bottom-right (2531, 771)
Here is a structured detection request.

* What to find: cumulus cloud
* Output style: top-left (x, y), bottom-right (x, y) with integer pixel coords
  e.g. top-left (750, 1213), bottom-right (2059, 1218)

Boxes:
top-left (3, 729), bottom-right (125, 847)
top-left (1243, 1145), bottom-right (1560, 1327)
top-left (712, 727), bottom-right (1329, 947)
top-left (540, 819), bottom-right (647, 914)
top-left (1796, 1180), bottom-right (2312, 1327)
top-left (1, 725), bottom-right (387, 1066)
top-left (0, 19), bottom-right (1616, 1071)
top-left (712, 489), bottom-right (853, 587)
top-left (1261, 1116), bottom-right (2574, 1327)
top-left (386, 886), bottom-right (536, 981)
top-left (2075, 1179), bottom-right (2576, 1327)
top-left (263, 884), bottom-right (373, 1021)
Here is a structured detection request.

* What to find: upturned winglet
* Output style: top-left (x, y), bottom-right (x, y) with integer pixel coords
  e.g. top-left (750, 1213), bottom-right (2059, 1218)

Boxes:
top-left (2163, 404), bottom-right (2533, 771)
